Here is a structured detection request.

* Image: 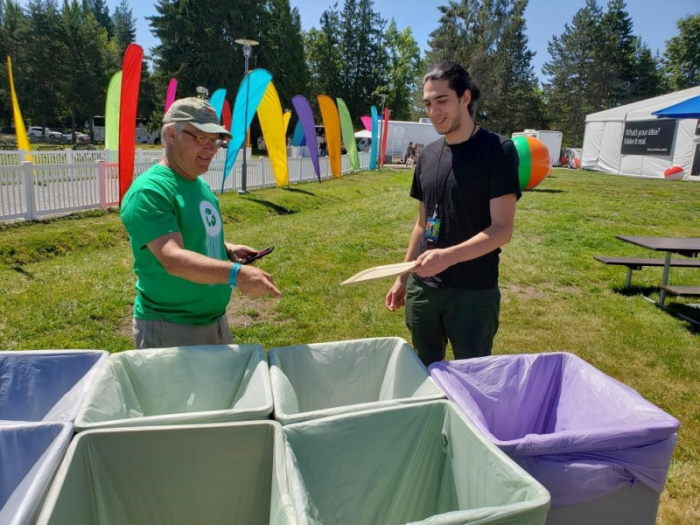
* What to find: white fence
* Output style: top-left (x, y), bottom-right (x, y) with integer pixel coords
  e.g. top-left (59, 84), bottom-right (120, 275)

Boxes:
top-left (0, 149), bottom-right (371, 222)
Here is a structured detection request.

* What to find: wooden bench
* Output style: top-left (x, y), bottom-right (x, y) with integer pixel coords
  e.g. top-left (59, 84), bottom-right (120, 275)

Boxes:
top-left (594, 256), bottom-right (700, 287)
top-left (659, 285), bottom-right (700, 301)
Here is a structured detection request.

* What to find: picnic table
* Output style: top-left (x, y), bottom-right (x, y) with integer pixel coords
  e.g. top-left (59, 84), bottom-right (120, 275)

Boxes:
top-left (616, 235), bottom-right (700, 306)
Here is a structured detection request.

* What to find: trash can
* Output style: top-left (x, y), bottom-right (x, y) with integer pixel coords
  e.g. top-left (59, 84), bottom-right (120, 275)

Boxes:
top-left (74, 345), bottom-right (273, 431)
top-left (278, 401), bottom-right (550, 524)
top-left (0, 350), bottom-right (107, 423)
top-left (269, 337), bottom-right (445, 424)
top-left (0, 422), bottom-right (73, 525)
top-left (429, 353), bottom-right (680, 525)
top-left (36, 422), bottom-right (289, 525)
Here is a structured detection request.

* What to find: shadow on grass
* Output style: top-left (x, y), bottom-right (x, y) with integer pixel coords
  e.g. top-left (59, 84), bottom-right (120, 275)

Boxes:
top-left (526, 188), bottom-right (564, 194)
top-left (282, 187), bottom-right (316, 196)
top-left (613, 285), bottom-right (658, 297)
top-left (665, 303), bottom-right (700, 334)
top-left (11, 265), bottom-right (34, 278)
top-left (243, 198), bottom-right (296, 215)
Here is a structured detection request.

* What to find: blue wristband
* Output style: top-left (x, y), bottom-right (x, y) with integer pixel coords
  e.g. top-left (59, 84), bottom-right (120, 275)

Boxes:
top-left (228, 263), bottom-right (242, 288)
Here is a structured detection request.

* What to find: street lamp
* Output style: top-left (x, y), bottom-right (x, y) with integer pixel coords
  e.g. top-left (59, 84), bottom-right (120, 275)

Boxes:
top-left (235, 38), bottom-right (259, 194)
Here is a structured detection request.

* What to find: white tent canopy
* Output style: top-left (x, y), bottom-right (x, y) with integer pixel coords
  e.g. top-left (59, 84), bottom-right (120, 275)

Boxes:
top-left (582, 86), bottom-right (700, 181)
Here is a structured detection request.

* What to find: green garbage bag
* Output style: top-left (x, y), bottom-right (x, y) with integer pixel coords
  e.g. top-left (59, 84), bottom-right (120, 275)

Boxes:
top-left (36, 422), bottom-right (288, 525)
top-left (269, 337), bottom-right (445, 424)
top-left (74, 345), bottom-right (272, 431)
top-left (276, 401), bottom-right (550, 525)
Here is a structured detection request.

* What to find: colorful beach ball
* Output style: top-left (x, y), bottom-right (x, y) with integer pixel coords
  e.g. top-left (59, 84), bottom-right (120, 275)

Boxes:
top-left (512, 136), bottom-right (551, 190)
top-left (663, 166), bottom-right (684, 181)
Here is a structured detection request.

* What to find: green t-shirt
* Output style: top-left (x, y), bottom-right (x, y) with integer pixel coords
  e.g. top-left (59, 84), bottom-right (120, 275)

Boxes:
top-left (120, 164), bottom-right (231, 325)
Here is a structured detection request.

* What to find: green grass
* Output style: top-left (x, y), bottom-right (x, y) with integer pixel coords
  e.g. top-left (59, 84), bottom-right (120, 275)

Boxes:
top-left (1, 167), bottom-right (699, 523)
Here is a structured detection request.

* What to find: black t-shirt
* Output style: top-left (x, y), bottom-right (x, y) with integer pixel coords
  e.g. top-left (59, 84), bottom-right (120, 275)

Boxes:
top-left (410, 128), bottom-right (520, 289)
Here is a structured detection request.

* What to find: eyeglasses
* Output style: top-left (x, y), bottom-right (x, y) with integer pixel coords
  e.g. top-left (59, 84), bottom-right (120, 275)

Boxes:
top-left (181, 128), bottom-right (224, 148)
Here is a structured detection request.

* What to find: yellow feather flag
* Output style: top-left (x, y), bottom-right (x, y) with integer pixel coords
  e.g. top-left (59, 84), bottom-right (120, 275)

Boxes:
top-left (6, 56), bottom-right (32, 162)
top-left (257, 82), bottom-right (289, 186)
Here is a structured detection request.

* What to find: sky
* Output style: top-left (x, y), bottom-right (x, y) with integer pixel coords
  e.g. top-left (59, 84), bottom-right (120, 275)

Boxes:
top-left (32, 0), bottom-right (700, 81)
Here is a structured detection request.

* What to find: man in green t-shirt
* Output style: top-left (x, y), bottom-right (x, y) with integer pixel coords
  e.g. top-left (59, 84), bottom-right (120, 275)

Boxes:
top-left (121, 97), bottom-right (281, 349)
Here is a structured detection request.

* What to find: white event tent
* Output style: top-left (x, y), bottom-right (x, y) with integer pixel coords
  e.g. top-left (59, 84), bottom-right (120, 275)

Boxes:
top-left (582, 86), bottom-right (700, 181)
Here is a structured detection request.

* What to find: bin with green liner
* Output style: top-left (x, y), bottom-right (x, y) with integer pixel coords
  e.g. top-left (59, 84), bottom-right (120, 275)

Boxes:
top-left (269, 337), bottom-right (445, 424)
top-left (276, 401), bottom-right (550, 525)
top-left (35, 421), bottom-right (290, 525)
top-left (74, 345), bottom-right (272, 431)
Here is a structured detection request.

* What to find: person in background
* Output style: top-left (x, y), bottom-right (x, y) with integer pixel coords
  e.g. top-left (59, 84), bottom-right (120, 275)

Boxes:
top-left (121, 97), bottom-right (281, 349)
top-left (385, 61), bottom-right (520, 366)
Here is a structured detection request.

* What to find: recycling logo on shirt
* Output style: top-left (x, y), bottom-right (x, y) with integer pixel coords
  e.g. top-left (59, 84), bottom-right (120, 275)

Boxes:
top-left (199, 201), bottom-right (222, 238)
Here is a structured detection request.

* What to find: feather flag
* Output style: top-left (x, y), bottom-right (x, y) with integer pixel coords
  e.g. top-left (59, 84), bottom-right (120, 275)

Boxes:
top-left (257, 82), bottom-right (288, 186)
top-left (292, 95), bottom-right (321, 182)
top-left (118, 43), bottom-right (143, 202)
top-left (282, 110), bottom-right (292, 136)
top-left (164, 78), bottom-right (177, 113)
top-left (222, 99), bottom-right (232, 131)
top-left (6, 56), bottom-right (31, 162)
top-left (317, 95), bottom-right (341, 179)
top-left (369, 106), bottom-right (379, 170)
top-left (380, 107), bottom-right (390, 167)
top-left (222, 69), bottom-right (272, 191)
top-left (336, 98), bottom-right (359, 171)
top-left (105, 71), bottom-right (122, 152)
top-left (360, 115), bottom-right (372, 132)
top-left (292, 120), bottom-right (304, 147)
top-left (209, 88), bottom-right (227, 120)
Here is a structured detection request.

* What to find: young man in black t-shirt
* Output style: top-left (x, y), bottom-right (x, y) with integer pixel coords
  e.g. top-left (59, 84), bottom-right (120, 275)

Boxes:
top-left (385, 61), bottom-right (520, 366)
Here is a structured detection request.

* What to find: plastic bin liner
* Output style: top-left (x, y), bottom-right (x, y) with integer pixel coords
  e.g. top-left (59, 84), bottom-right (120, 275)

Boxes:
top-left (0, 350), bottom-right (107, 423)
top-left (74, 345), bottom-right (272, 431)
top-left (269, 337), bottom-right (445, 424)
top-left (36, 421), bottom-right (288, 525)
top-left (0, 422), bottom-right (73, 525)
top-left (429, 353), bottom-right (679, 506)
top-left (276, 401), bottom-right (550, 525)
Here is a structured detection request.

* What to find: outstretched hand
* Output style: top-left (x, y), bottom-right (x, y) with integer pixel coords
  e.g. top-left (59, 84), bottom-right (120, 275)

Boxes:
top-left (237, 265), bottom-right (282, 299)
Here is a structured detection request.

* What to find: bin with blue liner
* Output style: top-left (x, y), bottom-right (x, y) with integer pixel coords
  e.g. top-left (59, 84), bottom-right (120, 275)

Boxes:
top-left (429, 352), bottom-right (679, 525)
top-left (0, 422), bottom-right (73, 525)
top-left (0, 350), bottom-right (107, 423)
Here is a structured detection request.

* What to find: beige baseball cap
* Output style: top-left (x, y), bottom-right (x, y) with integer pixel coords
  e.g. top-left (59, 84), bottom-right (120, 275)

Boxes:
top-left (162, 97), bottom-right (232, 137)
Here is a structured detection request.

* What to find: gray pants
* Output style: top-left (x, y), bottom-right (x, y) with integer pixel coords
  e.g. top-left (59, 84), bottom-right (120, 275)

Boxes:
top-left (133, 316), bottom-right (234, 349)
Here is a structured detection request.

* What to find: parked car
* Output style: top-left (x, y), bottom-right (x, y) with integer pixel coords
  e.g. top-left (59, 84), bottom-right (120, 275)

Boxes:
top-left (62, 130), bottom-right (90, 142)
top-left (27, 126), bottom-right (64, 141)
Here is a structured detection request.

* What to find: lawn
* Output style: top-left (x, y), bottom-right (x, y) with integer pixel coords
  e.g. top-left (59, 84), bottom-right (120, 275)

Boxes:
top-left (1, 167), bottom-right (698, 523)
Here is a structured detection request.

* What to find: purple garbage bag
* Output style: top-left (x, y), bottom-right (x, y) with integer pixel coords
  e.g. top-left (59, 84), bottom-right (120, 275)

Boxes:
top-left (429, 353), bottom-right (679, 506)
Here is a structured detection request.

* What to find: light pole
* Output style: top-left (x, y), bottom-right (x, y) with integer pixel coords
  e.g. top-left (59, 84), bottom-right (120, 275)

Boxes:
top-left (235, 38), bottom-right (259, 194)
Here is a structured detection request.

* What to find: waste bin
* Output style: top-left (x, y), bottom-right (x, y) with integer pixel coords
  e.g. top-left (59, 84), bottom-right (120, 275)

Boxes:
top-left (429, 353), bottom-right (680, 525)
top-left (74, 345), bottom-right (272, 431)
top-left (277, 401), bottom-right (550, 524)
top-left (0, 422), bottom-right (73, 525)
top-left (269, 337), bottom-right (444, 424)
top-left (36, 422), bottom-right (288, 525)
top-left (0, 350), bottom-right (107, 423)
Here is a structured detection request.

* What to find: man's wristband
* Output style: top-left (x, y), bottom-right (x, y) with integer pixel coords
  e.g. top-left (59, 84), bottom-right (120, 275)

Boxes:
top-left (229, 262), bottom-right (242, 288)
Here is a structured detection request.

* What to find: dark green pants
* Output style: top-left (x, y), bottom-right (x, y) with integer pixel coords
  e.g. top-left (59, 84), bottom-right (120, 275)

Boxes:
top-left (405, 274), bottom-right (500, 366)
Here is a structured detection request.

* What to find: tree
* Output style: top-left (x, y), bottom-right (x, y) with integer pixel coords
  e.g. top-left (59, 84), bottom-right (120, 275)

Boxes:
top-left (426, 0), bottom-right (544, 135)
top-left (0, 0), bottom-right (30, 126)
top-left (542, 0), bottom-right (604, 146)
top-left (379, 20), bottom-right (422, 121)
top-left (304, 7), bottom-right (344, 104)
top-left (81, 0), bottom-right (111, 37)
top-left (112, 0), bottom-right (135, 57)
top-left (663, 14), bottom-right (700, 90)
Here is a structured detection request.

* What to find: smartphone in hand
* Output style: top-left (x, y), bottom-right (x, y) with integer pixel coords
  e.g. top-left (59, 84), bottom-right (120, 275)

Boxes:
top-left (240, 246), bottom-right (274, 265)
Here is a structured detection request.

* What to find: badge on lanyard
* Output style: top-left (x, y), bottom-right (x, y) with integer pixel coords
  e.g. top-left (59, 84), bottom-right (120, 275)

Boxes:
top-left (424, 205), bottom-right (441, 245)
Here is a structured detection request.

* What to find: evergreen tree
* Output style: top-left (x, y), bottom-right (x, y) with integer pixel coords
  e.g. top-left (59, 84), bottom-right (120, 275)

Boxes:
top-left (0, 0), bottom-right (30, 126)
top-left (630, 39), bottom-right (663, 100)
top-left (663, 14), bottom-right (700, 90)
top-left (112, 0), bottom-right (135, 57)
top-left (304, 7), bottom-right (343, 104)
top-left (598, 0), bottom-right (637, 106)
top-left (379, 20), bottom-right (422, 121)
top-left (257, 0), bottom-right (309, 105)
top-left (542, 0), bottom-right (604, 146)
top-left (427, 0), bottom-right (543, 135)
top-left (81, 0), bottom-right (112, 38)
